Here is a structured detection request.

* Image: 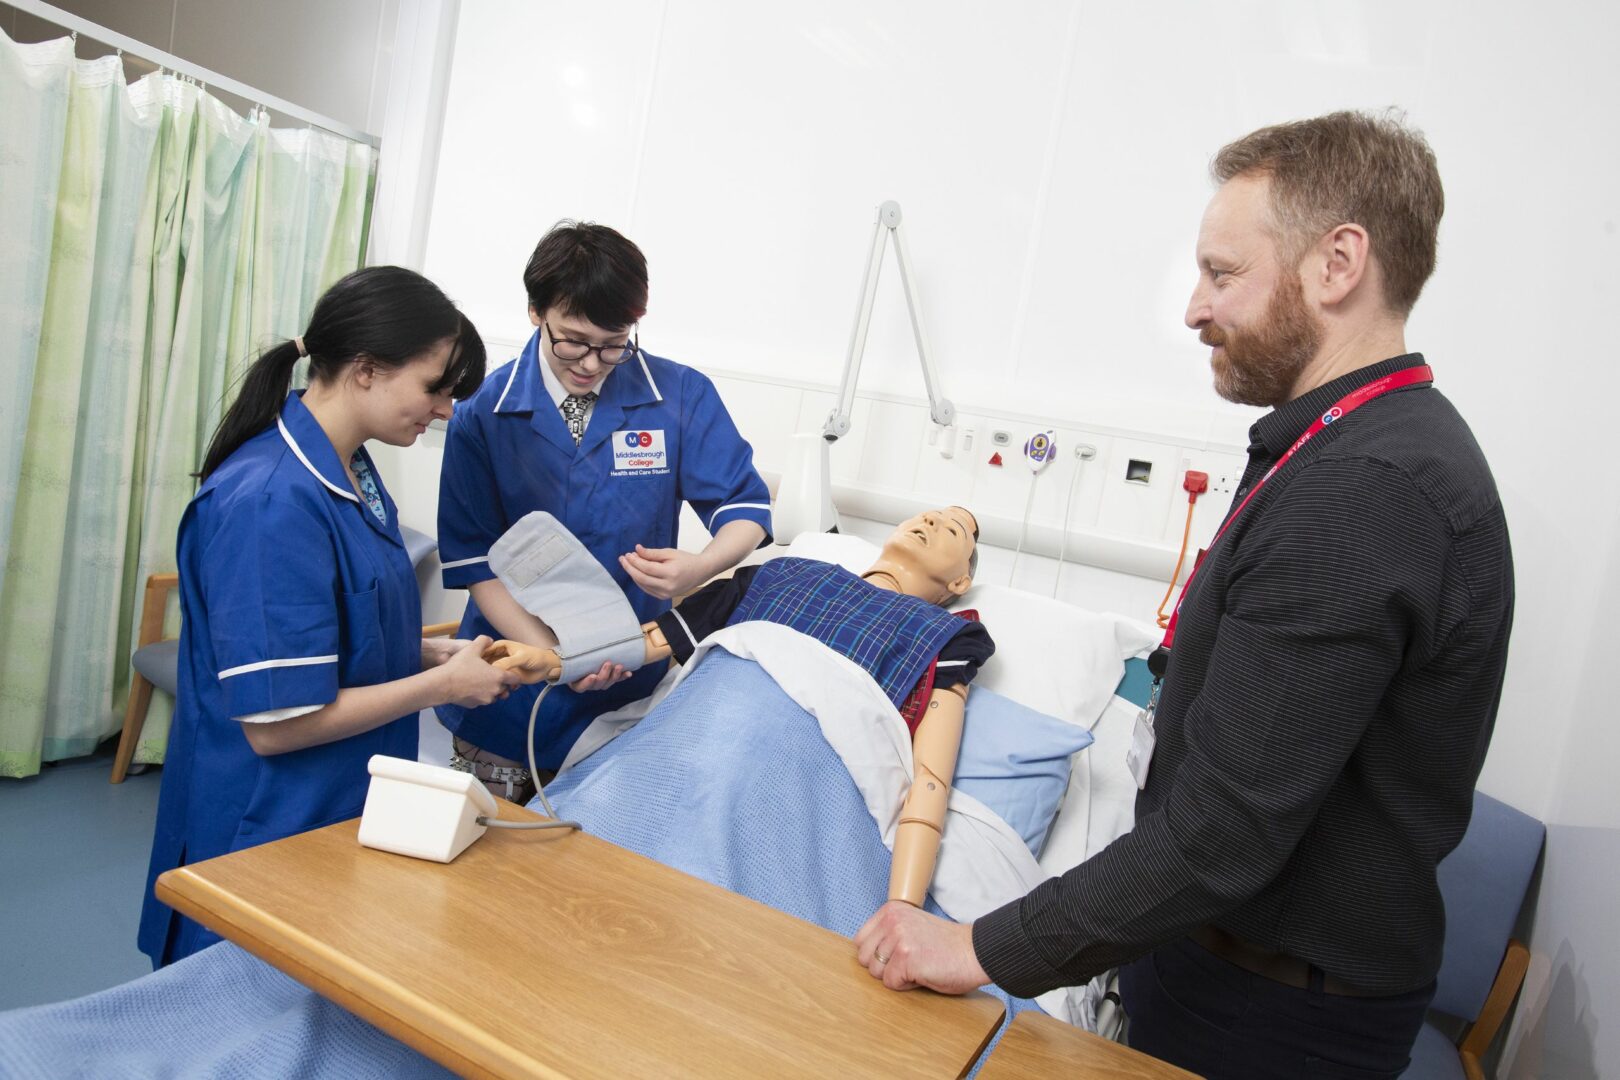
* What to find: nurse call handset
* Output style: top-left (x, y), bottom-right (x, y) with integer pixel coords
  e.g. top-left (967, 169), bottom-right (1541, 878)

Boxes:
top-left (1008, 432), bottom-right (1056, 583)
top-left (1024, 430), bottom-right (1057, 473)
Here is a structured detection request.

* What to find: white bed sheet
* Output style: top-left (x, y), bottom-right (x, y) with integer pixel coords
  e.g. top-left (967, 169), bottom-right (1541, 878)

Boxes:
top-left (1039, 693), bottom-right (1142, 876)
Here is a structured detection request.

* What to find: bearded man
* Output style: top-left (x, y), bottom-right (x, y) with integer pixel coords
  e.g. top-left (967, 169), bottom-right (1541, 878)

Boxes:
top-left (853, 111), bottom-right (1515, 1080)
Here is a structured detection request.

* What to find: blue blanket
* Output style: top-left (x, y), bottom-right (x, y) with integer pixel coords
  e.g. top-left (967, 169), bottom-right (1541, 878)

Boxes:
top-left (0, 938), bottom-right (451, 1079)
top-left (0, 649), bottom-right (1032, 1077)
top-left (545, 649), bottom-right (900, 930)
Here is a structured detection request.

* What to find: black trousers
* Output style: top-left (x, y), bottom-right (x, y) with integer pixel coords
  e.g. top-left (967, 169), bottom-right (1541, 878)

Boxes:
top-left (1118, 936), bottom-right (1434, 1079)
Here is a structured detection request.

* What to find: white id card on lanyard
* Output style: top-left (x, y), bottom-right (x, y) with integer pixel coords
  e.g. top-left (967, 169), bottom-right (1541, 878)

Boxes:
top-left (1126, 680), bottom-right (1161, 789)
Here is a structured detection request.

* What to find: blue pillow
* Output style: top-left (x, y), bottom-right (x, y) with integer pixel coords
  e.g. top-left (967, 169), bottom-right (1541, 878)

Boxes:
top-left (954, 687), bottom-right (1094, 855)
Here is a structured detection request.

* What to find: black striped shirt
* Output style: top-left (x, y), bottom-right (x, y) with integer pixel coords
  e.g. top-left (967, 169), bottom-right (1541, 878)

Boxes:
top-left (974, 354), bottom-right (1514, 997)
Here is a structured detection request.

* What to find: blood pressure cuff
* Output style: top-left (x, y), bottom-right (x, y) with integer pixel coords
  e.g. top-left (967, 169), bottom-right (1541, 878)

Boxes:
top-left (487, 511), bottom-right (647, 683)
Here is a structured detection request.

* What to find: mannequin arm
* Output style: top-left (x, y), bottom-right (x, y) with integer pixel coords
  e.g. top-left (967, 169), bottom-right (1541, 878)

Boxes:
top-left (482, 640), bottom-right (562, 684)
top-left (888, 683), bottom-right (968, 906)
top-left (641, 621), bottom-right (672, 665)
top-left (486, 621), bottom-right (675, 685)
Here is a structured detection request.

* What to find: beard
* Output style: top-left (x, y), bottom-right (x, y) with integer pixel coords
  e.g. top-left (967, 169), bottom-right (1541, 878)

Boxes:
top-left (1202, 274), bottom-right (1322, 407)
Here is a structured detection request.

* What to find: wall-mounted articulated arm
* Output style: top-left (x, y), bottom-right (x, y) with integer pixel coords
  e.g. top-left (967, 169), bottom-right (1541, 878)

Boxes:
top-left (823, 201), bottom-right (956, 443)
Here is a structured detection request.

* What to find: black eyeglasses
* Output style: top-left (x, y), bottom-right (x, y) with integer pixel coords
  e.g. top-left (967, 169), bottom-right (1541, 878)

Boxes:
top-left (544, 322), bottom-right (638, 366)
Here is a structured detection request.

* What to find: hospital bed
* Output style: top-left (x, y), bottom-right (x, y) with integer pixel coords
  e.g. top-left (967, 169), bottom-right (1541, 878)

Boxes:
top-left (0, 533), bottom-right (1161, 1077)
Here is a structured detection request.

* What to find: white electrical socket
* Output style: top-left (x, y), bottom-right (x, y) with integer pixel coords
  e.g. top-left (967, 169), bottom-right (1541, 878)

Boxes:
top-left (1180, 452), bottom-right (1244, 499)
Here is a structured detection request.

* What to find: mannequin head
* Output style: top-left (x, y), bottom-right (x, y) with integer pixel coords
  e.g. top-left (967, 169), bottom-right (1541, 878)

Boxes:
top-left (863, 506), bottom-right (979, 605)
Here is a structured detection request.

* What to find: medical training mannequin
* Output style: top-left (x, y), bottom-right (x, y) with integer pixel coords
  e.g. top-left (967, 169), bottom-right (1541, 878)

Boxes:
top-left (487, 506), bottom-right (986, 907)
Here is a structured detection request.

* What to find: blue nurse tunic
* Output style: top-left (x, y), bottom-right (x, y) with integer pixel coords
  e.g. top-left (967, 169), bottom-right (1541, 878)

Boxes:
top-left (138, 392), bottom-right (421, 967)
top-left (436, 333), bottom-right (772, 767)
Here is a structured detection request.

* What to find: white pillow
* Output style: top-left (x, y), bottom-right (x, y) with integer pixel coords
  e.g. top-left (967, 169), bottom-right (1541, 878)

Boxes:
top-left (951, 583), bottom-right (1156, 732)
top-left (783, 531), bottom-right (881, 575)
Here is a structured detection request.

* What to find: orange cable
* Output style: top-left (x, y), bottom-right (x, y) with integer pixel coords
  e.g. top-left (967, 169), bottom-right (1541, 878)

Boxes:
top-left (1156, 494), bottom-right (1198, 629)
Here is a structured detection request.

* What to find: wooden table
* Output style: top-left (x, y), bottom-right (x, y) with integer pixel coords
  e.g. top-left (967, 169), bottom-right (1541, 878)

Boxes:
top-left (977, 1010), bottom-right (1200, 1079)
top-left (155, 799), bottom-right (1004, 1078)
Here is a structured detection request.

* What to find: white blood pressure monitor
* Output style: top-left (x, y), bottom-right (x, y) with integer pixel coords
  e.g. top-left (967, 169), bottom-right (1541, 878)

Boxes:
top-left (357, 755), bottom-right (499, 863)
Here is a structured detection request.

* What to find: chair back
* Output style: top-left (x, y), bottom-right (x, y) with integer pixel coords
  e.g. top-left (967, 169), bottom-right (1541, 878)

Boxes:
top-left (400, 524), bottom-right (437, 570)
top-left (1431, 790), bottom-right (1544, 1021)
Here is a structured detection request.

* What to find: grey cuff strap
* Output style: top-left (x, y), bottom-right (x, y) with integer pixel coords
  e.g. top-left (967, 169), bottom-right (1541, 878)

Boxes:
top-left (488, 511), bottom-right (647, 683)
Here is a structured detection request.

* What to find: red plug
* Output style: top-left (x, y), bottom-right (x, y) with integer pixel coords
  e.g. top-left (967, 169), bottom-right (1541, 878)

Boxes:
top-left (1183, 470), bottom-right (1209, 500)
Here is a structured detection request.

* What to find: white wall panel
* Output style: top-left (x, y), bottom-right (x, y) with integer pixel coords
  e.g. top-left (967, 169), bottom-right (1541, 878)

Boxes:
top-left (628, 1), bottom-right (1072, 404)
top-left (423, 0), bottom-right (666, 340)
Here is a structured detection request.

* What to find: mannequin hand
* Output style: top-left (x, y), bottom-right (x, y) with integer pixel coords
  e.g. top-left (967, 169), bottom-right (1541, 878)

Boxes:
top-left (570, 661), bottom-right (633, 692)
top-left (619, 545), bottom-right (712, 600)
top-left (420, 636), bottom-right (465, 668)
top-left (482, 640), bottom-right (562, 685)
top-left (854, 901), bottom-right (989, 994)
top-left (442, 636), bottom-right (521, 707)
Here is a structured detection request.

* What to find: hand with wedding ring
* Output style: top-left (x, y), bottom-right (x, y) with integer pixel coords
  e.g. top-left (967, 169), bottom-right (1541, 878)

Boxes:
top-left (853, 900), bottom-right (989, 993)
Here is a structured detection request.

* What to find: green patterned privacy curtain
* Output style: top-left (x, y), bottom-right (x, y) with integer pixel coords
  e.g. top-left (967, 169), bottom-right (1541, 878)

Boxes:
top-left (0, 30), bottom-right (376, 778)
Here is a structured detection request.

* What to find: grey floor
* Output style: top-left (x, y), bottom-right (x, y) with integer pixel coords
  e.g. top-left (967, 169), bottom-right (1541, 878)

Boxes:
top-left (0, 710), bottom-right (455, 1012)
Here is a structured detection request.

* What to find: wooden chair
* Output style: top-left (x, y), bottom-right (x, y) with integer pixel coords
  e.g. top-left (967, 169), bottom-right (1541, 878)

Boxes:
top-left (110, 572), bottom-right (181, 783)
top-left (1407, 791), bottom-right (1545, 1079)
top-left (112, 526), bottom-right (451, 783)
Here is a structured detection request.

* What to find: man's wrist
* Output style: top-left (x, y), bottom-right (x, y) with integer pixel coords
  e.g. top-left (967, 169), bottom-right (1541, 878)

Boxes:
top-left (971, 897), bottom-right (1070, 999)
top-left (958, 921), bottom-right (991, 986)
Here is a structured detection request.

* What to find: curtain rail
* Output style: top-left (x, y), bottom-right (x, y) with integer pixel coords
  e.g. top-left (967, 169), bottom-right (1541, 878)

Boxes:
top-left (7, 0), bottom-right (382, 147)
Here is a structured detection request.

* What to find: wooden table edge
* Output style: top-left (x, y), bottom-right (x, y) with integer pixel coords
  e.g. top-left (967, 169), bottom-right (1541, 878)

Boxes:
top-left (154, 798), bottom-right (1007, 1080)
top-left (975, 1009), bottom-right (1201, 1079)
top-left (157, 828), bottom-right (569, 1080)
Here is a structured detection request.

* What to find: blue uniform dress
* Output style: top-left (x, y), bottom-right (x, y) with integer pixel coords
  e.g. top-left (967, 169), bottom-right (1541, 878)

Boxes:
top-left (436, 332), bottom-right (772, 767)
top-left (138, 393), bottom-right (421, 967)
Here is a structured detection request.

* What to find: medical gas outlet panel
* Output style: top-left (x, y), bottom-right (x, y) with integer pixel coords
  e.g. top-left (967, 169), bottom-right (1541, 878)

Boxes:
top-left (701, 370), bottom-right (1248, 582)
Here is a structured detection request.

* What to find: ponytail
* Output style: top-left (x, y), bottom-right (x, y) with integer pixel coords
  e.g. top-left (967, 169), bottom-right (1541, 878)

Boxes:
top-left (197, 340), bottom-right (303, 480)
top-left (195, 266), bottom-right (486, 481)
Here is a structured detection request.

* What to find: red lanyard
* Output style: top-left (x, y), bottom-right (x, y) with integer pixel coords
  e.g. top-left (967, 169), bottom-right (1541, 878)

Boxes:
top-left (1159, 365), bottom-right (1434, 652)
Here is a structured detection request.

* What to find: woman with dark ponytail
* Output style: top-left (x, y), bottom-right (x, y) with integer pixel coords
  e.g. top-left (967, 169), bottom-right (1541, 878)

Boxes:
top-left (139, 266), bottom-right (520, 968)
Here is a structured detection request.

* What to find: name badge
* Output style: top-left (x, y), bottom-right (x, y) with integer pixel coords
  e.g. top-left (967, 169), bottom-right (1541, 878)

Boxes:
top-left (1126, 680), bottom-right (1162, 790)
top-left (1127, 708), bottom-right (1157, 789)
top-left (612, 429), bottom-right (668, 474)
